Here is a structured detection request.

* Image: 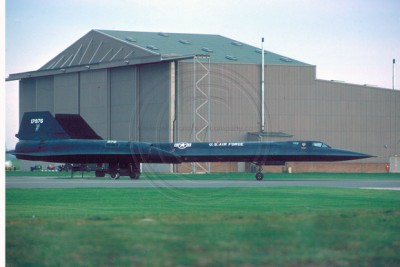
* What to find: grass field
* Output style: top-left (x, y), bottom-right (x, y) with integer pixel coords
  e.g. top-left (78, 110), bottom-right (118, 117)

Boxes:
top-left (6, 185), bottom-right (400, 266)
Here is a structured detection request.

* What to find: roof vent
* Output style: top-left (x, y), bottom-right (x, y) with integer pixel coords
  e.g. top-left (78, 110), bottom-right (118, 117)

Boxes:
top-left (202, 47), bottom-right (213, 53)
top-left (146, 45), bottom-right (159, 51)
top-left (280, 57), bottom-right (292, 62)
top-left (225, 55), bottom-right (238, 61)
top-left (158, 32), bottom-right (169, 37)
top-left (179, 39), bottom-right (191, 45)
top-left (125, 37), bottom-right (136, 42)
top-left (231, 41), bottom-right (242, 47)
top-left (255, 49), bottom-right (266, 54)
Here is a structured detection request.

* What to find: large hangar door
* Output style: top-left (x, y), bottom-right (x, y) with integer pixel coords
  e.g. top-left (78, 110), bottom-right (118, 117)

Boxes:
top-left (54, 73), bottom-right (79, 114)
top-left (139, 62), bottom-right (172, 173)
top-left (80, 69), bottom-right (109, 139)
top-left (19, 77), bottom-right (55, 121)
top-left (19, 79), bottom-right (37, 121)
top-left (110, 66), bottom-right (138, 140)
top-left (138, 62), bottom-right (171, 143)
top-left (36, 77), bottom-right (54, 114)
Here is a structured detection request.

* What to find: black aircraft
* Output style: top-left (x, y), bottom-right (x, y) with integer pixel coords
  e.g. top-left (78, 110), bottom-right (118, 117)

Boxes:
top-left (12, 111), bottom-right (372, 180)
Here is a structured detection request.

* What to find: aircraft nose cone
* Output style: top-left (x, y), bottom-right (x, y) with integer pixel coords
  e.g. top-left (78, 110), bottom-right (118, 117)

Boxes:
top-left (352, 152), bottom-right (374, 159)
top-left (335, 149), bottom-right (374, 160)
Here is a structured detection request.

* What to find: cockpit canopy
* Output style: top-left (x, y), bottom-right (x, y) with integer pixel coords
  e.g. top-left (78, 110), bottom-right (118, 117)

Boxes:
top-left (291, 141), bottom-right (331, 148)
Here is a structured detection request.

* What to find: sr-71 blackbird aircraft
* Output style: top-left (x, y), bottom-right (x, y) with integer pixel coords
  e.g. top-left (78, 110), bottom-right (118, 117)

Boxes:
top-left (13, 111), bottom-right (372, 180)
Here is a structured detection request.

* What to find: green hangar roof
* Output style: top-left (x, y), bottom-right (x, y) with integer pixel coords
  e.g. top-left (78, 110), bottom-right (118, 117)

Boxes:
top-left (96, 29), bottom-right (309, 65)
top-left (7, 29), bottom-right (310, 81)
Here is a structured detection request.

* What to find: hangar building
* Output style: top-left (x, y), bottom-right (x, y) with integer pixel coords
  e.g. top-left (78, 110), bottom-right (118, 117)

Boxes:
top-left (7, 30), bottom-right (400, 172)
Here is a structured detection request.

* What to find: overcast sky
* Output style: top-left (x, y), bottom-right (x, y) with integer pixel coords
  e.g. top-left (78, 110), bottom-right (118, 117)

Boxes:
top-left (4, 0), bottom-right (400, 148)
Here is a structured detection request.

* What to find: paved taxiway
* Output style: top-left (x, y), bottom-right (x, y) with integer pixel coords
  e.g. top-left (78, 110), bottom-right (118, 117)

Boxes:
top-left (6, 175), bottom-right (400, 190)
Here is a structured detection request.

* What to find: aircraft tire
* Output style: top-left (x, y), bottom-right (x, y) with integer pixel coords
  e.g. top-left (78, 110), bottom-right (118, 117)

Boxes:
top-left (255, 172), bottom-right (264, 181)
top-left (130, 172), bottom-right (140, 180)
top-left (110, 172), bottom-right (120, 180)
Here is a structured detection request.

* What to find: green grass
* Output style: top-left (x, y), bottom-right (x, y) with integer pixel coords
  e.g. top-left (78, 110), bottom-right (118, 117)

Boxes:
top-left (6, 170), bottom-right (400, 180)
top-left (6, 187), bottom-right (400, 266)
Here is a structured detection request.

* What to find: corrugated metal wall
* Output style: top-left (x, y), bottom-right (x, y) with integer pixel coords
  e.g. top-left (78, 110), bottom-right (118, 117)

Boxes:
top-left (54, 73), bottom-right (79, 114)
top-left (110, 66), bottom-right (138, 140)
top-left (36, 77), bottom-right (54, 114)
top-left (19, 79), bottom-right (37, 121)
top-left (22, 63), bottom-right (172, 142)
top-left (18, 59), bottom-right (400, 168)
top-left (311, 80), bottom-right (400, 163)
top-left (266, 65), bottom-right (318, 138)
top-left (177, 62), bottom-right (261, 142)
top-left (138, 62), bottom-right (173, 173)
top-left (177, 62), bottom-right (399, 164)
top-left (139, 62), bottom-right (171, 143)
top-left (19, 77), bottom-right (55, 122)
top-left (265, 65), bottom-right (400, 163)
top-left (80, 69), bottom-right (109, 139)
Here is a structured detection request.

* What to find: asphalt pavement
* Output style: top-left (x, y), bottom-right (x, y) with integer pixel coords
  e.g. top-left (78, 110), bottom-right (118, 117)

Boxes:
top-left (6, 175), bottom-right (400, 190)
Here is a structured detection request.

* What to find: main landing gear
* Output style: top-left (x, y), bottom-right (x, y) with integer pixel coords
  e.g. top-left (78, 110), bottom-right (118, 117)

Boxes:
top-left (102, 163), bottom-right (141, 180)
top-left (255, 164), bottom-right (264, 181)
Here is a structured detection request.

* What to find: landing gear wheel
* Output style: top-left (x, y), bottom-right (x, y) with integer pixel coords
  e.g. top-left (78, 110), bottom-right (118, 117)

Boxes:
top-left (110, 172), bottom-right (120, 180)
top-left (130, 172), bottom-right (140, 180)
top-left (129, 163), bottom-right (141, 180)
top-left (108, 163), bottom-right (120, 180)
top-left (255, 164), bottom-right (264, 181)
top-left (256, 172), bottom-right (264, 181)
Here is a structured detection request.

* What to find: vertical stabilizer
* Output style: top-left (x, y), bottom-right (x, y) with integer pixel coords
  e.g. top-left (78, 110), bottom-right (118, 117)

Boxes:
top-left (55, 114), bottom-right (103, 140)
top-left (16, 111), bottom-right (70, 140)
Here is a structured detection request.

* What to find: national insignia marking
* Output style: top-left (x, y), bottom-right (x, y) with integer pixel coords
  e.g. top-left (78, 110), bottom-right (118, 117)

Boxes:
top-left (174, 142), bottom-right (192, 149)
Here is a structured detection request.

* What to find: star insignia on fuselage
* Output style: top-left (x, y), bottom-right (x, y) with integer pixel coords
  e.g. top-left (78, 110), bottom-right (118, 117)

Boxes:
top-left (174, 142), bottom-right (192, 149)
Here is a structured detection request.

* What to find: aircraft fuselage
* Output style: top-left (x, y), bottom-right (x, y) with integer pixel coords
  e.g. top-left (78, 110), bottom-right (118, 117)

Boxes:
top-left (13, 111), bottom-right (373, 180)
top-left (15, 139), bottom-right (370, 165)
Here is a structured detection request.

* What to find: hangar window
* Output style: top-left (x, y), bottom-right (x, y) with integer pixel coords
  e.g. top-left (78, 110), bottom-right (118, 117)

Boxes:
top-left (179, 39), bottom-right (191, 45)
top-left (202, 47), bottom-right (213, 53)
top-left (280, 57), bottom-right (292, 62)
top-left (255, 49), bottom-right (267, 54)
top-left (231, 41), bottom-right (243, 47)
top-left (125, 37), bottom-right (136, 42)
top-left (146, 45), bottom-right (159, 51)
top-left (225, 55), bottom-right (238, 61)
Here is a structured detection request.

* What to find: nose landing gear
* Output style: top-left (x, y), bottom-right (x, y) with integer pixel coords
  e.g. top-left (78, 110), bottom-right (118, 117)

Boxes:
top-left (108, 163), bottom-right (120, 180)
top-left (255, 164), bottom-right (264, 180)
top-left (110, 171), bottom-right (121, 180)
top-left (254, 162), bottom-right (264, 181)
